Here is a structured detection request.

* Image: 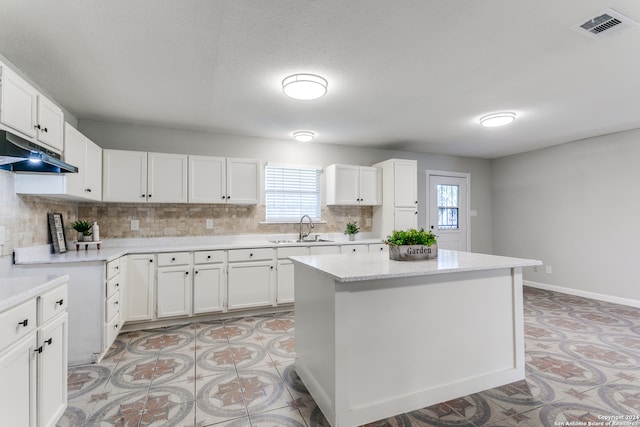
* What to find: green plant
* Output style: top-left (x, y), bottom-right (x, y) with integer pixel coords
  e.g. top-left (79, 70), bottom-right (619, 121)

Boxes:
top-left (344, 221), bottom-right (360, 235)
top-left (71, 220), bottom-right (93, 236)
top-left (385, 228), bottom-right (437, 246)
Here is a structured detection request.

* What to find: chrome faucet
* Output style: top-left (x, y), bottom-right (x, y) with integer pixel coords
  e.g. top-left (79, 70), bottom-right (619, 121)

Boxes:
top-left (299, 215), bottom-right (314, 241)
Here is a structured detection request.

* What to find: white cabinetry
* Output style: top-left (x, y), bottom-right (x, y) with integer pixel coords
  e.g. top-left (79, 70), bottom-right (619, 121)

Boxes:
top-left (103, 150), bottom-right (187, 203)
top-left (156, 252), bottom-right (192, 318)
top-left (227, 248), bottom-right (275, 310)
top-left (372, 159), bottom-right (418, 236)
top-left (0, 280), bottom-right (68, 427)
top-left (325, 164), bottom-right (380, 205)
top-left (340, 244), bottom-right (369, 254)
top-left (0, 63), bottom-right (63, 153)
top-left (188, 155), bottom-right (260, 204)
top-left (193, 250), bottom-right (226, 314)
top-left (276, 246), bottom-right (309, 304)
top-left (105, 257), bottom-right (125, 349)
top-left (126, 254), bottom-right (155, 322)
top-left (15, 123), bottom-right (103, 201)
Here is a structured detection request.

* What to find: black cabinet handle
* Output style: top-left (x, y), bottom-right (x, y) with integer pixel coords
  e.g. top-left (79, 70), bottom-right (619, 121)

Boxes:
top-left (34, 124), bottom-right (41, 130)
top-left (149, 259), bottom-right (153, 263)
top-left (195, 270), bottom-right (199, 274)
top-left (222, 196), bottom-right (226, 199)
top-left (185, 271), bottom-right (189, 275)
top-left (114, 301), bottom-right (119, 305)
top-left (45, 338), bottom-right (53, 346)
top-left (171, 257), bottom-right (176, 261)
top-left (249, 253), bottom-right (253, 257)
top-left (207, 255), bottom-right (211, 259)
top-left (352, 248), bottom-right (356, 252)
top-left (56, 299), bottom-right (64, 306)
top-left (141, 194), bottom-right (146, 198)
top-left (35, 346), bottom-right (43, 354)
top-left (43, 127), bottom-right (48, 133)
top-left (115, 282), bottom-right (120, 288)
top-left (86, 188), bottom-right (92, 192)
top-left (148, 194), bottom-right (152, 198)
top-left (18, 319), bottom-right (29, 327)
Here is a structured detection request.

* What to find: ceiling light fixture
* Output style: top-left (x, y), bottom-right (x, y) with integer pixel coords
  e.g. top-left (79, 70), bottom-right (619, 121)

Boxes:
top-left (293, 131), bottom-right (315, 143)
top-left (479, 112), bottom-right (517, 127)
top-left (282, 74), bottom-right (328, 100)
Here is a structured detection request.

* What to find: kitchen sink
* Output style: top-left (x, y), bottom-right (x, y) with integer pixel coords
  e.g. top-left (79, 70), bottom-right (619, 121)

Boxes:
top-left (269, 238), bottom-right (333, 244)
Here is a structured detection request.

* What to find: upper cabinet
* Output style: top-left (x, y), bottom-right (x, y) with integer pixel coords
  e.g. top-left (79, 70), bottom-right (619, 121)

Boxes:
top-left (188, 155), bottom-right (260, 204)
top-left (325, 164), bottom-right (381, 206)
top-left (372, 159), bottom-right (418, 236)
top-left (14, 123), bottom-right (103, 201)
top-left (0, 63), bottom-right (63, 153)
top-left (103, 150), bottom-right (188, 203)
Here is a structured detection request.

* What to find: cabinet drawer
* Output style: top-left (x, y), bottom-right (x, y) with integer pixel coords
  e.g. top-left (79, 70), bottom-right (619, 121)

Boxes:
top-left (0, 299), bottom-right (37, 349)
top-left (228, 248), bottom-right (273, 262)
top-left (309, 245), bottom-right (340, 255)
top-left (157, 252), bottom-right (191, 266)
top-left (341, 244), bottom-right (369, 254)
top-left (105, 313), bottom-right (121, 349)
top-left (106, 292), bottom-right (120, 323)
top-left (39, 285), bottom-right (67, 324)
top-left (369, 244), bottom-right (388, 253)
top-left (106, 275), bottom-right (121, 299)
top-left (194, 250), bottom-right (225, 264)
top-left (106, 258), bottom-right (120, 280)
top-left (277, 246), bottom-right (310, 259)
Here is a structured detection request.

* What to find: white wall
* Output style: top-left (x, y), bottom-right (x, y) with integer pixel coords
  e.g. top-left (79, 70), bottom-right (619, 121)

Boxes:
top-left (492, 128), bottom-right (640, 305)
top-left (79, 120), bottom-right (494, 253)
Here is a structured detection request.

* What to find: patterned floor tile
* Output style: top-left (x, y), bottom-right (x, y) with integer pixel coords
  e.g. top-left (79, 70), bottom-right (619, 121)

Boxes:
top-left (248, 405), bottom-right (307, 426)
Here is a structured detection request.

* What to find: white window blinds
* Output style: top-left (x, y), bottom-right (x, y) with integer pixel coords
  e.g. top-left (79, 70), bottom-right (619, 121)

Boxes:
top-left (265, 164), bottom-right (322, 222)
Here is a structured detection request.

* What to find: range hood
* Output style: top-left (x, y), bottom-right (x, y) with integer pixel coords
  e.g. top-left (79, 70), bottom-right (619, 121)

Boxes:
top-left (0, 130), bottom-right (78, 173)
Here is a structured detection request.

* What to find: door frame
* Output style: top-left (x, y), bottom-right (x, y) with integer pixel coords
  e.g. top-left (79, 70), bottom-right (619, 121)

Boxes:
top-left (425, 170), bottom-right (471, 251)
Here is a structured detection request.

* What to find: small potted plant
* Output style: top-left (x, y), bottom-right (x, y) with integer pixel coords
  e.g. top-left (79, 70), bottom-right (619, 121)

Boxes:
top-left (384, 228), bottom-right (438, 261)
top-left (344, 221), bottom-right (360, 241)
top-left (71, 220), bottom-right (93, 242)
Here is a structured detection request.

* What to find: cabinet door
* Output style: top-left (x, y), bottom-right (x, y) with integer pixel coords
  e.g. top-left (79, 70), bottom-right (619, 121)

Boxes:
top-left (276, 260), bottom-right (295, 304)
top-left (84, 138), bottom-right (103, 201)
top-left (0, 334), bottom-right (36, 427)
top-left (358, 166), bottom-right (381, 205)
top-left (62, 123), bottom-right (86, 198)
top-left (126, 255), bottom-right (155, 322)
top-left (309, 245), bottom-right (340, 255)
top-left (147, 152), bottom-right (188, 203)
top-left (0, 64), bottom-right (37, 138)
top-left (193, 265), bottom-right (225, 314)
top-left (227, 261), bottom-right (275, 310)
top-left (341, 245), bottom-right (369, 254)
top-left (103, 150), bottom-right (148, 202)
top-left (226, 158), bottom-right (260, 204)
top-left (157, 267), bottom-right (191, 318)
top-left (37, 313), bottom-right (67, 427)
top-left (36, 95), bottom-right (64, 153)
top-left (395, 207), bottom-right (418, 230)
top-left (394, 160), bottom-right (418, 207)
top-left (326, 164), bottom-right (359, 205)
top-left (188, 155), bottom-right (226, 203)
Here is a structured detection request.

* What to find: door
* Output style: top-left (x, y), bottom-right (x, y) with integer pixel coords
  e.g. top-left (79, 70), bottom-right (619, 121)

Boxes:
top-left (227, 261), bottom-right (275, 309)
top-left (63, 124), bottom-right (86, 198)
top-left (126, 255), bottom-right (155, 322)
top-left (394, 160), bottom-right (418, 207)
top-left (38, 313), bottom-right (67, 427)
top-left (328, 164), bottom-right (359, 205)
top-left (358, 166), bottom-right (380, 205)
top-left (226, 158), bottom-right (260, 204)
top-left (36, 95), bottom-right (64, 153)
top-left (84, 138), bottom-right (103, 200)
top-left (156, 267), bottom-right (191, 318)
top-left (428, 173), bottom-right (469, 251)
top-left (188, 155), bottom-right (226, 203)
top-left (103, 150), bottom-right (148, 202)
top-left (0, 334), bottom-right (36, 427)
top-left (147, 152), bottom-right (188, 203)
top-left (193, 265), bottom-right (225, 314)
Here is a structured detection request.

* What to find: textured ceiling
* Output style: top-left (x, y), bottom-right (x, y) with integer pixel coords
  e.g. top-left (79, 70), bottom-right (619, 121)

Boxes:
top-left (1, 0), bottom-right (639, 158)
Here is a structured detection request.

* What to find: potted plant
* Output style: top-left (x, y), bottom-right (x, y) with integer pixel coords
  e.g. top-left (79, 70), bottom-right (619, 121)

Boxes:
top-left (71, 220), bottom-right (93, 242)
top-left (384, 228), bottom-right (438, 261)
top-left (344, 221), bottom-right (360, 241)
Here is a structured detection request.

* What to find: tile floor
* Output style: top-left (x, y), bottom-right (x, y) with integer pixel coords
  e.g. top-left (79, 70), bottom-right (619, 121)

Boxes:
top-left (57, 286), bottom-right (640, 427)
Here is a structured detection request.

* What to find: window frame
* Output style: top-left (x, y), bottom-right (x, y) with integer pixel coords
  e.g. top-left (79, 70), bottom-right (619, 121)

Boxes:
top-left (263, 163), bottom-right (323, 224)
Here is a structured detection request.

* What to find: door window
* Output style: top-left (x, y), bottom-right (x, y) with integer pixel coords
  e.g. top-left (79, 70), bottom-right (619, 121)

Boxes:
top-left (436, 184), bottom-right (459, 230)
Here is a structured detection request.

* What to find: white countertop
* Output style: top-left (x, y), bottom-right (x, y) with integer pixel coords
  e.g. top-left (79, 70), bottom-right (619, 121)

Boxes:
top-left (0, 274), bottom-right (69, 312)
top-left (289, 249), bottom-right (542, 282)
top-left (13, 234), bottom-right (385, 265)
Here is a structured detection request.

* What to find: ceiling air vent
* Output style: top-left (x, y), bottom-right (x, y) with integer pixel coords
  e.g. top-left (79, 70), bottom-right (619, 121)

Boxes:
top-left (573, 9), bottom-right (638, 38)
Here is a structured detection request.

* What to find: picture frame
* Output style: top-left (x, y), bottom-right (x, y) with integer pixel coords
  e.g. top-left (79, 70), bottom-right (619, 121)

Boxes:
top-left (48, 213), bottom-right (67, 254)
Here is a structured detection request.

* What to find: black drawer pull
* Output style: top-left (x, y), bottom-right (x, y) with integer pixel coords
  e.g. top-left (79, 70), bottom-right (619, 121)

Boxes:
top-left (207, 255), bottom-right (211, 259)
top-left (18, 319), bottom-right (29, 327)
top-left (35, 346), bottom-right (43, 354)
top-left (45, 338), bottom-right (53, 346)
top-left (56, 299), bottom-right (64, 306)
top-left (171, 257), bottom-right (176, 261)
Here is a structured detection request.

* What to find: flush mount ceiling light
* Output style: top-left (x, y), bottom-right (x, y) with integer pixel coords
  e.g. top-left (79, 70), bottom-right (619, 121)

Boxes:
top-left (293, 131), bottom-right (315, 142)
top-left (282, 74), bottom-right (328, 100)
top-left (479, 112), bottom-right (517, 127)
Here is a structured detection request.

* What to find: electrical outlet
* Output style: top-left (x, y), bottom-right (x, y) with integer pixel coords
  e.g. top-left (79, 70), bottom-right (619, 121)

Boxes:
top-left (206, 219), bottom-right (214, 229)
top-left (131, 219), bottom-right (139, 231)
top-left (365, 218), bottom-right (371, 227)
top-left (545, 265), bottom-right (553, 275)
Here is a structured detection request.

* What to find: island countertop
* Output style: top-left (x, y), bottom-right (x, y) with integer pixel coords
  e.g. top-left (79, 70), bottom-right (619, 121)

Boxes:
top-left (289, 249), bottom-right (541, 282)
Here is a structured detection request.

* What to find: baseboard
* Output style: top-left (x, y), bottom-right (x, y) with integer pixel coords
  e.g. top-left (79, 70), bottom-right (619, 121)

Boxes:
top-left (524, 280), bottom-right (640, 309)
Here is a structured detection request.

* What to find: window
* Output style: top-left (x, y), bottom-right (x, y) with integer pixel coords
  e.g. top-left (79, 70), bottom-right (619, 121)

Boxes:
top-left (265, 164), bottom-right (322, 222)
top-left (437, 184), bottom-right (459, 230)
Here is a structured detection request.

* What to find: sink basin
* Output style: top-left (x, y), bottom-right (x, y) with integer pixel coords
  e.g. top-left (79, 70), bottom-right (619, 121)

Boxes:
top-left (269, 238), bottom-right (333, 244)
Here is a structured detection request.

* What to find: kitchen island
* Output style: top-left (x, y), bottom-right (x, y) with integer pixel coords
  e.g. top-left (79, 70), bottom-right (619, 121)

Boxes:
top-left (290, 249), bottom-right (541, 427)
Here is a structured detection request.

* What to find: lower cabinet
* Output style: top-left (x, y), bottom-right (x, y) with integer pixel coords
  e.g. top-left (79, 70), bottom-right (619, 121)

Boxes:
top-left (157, 266), bottom-right (192, 318)
top-left (227, 261), bottom-right (275, 310)
top-left (193, 264), bottom-right (226, 314)
top-left (126, 254), bottom-right (155, 322)
top-left (0, 280), bottom-right (68, 427)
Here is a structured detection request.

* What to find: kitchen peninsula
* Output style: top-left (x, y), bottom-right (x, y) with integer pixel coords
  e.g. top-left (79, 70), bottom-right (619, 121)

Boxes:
top-left (290, 249), bottom-right (541, 427)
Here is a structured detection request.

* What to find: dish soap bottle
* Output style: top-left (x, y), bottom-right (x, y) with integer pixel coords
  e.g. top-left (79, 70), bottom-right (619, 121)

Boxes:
top-left (93, 222), bottom-right (100, 241)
